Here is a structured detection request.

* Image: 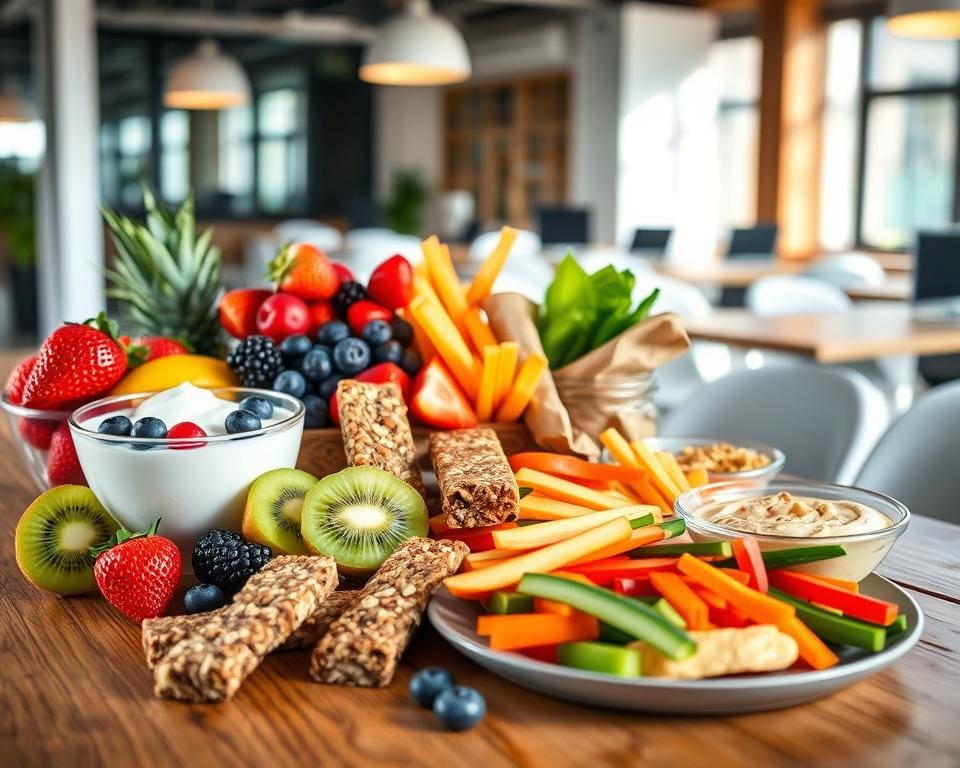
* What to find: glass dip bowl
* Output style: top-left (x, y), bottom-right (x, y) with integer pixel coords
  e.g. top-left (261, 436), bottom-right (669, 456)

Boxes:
top-left (0, 395), bottom-right (76, 492)
top-left (646, 437), bottom-right (785, 485)
top-left (675, 480), bottom-right (910, 581)
top-left (69, 388), bottom-right (305, 556)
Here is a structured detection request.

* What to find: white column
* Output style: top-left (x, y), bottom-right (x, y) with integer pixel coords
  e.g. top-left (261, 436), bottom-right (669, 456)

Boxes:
top-left (34, 0), bottom-right (104, 335)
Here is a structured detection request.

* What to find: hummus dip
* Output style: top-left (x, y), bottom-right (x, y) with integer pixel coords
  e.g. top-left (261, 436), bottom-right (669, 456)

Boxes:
top-left (700, 491), bottom-right (893, 537)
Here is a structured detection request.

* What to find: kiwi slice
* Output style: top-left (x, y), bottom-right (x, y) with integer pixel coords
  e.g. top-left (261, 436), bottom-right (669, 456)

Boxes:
top-left (15, 485), bottom-right (120, 595)
top-left (300, 466), bottom-right (428, 575)
top-left (241, 468), bottom-right (318, 555)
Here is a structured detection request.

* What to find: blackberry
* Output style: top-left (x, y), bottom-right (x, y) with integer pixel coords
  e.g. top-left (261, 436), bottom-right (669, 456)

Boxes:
top-left (333, 280), bottom-right (367, 317)
top-left (191, 529), bottom-right (272, 595)
top-left (227, 335), bottom-right (283, 388)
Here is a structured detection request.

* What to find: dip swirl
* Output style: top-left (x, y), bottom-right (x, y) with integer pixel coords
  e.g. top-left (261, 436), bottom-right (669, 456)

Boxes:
top-left (701, 492), bottom-right (893, 537)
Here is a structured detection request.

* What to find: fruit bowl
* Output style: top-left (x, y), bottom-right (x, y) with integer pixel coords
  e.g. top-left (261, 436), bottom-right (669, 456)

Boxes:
top-left (68, 388), bottom-right (305, 556)
top-left (0, 395), bottom-right (78, 492)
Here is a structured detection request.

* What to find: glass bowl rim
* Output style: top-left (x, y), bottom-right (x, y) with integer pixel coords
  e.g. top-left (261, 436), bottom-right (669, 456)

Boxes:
top-left (68, 387), bottom-right (305, 446)
top-left (0, 393), bottom-right (74, 420)
top-left (674, 479), bottom-right (911, 543)
top-left (645, 437), bottom-right (786, 479)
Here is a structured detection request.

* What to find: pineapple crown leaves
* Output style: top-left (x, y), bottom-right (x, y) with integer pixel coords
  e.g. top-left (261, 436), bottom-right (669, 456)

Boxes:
top-left (90, 519), bottom-right (161, 559)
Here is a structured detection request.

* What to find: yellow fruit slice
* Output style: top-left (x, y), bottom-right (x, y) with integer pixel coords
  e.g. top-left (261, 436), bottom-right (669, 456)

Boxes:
top-left (110, 355), bottom-right (238, 395)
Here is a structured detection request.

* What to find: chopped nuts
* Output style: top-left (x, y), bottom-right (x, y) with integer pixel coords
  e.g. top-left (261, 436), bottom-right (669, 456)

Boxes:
top-left (675, 442), bottom-right (772, 474)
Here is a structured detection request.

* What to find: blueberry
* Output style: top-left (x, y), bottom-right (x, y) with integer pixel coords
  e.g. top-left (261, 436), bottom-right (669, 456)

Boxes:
top-left (410, 667), bottom-right (455, 708)
top-left (318, 373), bottom-right (346, 400)
top-left (361, 319), bottom-right (392, 347)
top-left (332, 337), bottom-right (371, 375)
top-left (372, 340), bottom-right (404, 365)
top-left (400, 348), bottom-right (423, 377)
top-left (299, 346), bottom-right (333, 382)
top-left (392, 317), bottom-right (414, 347)
top-left (433, 686), bottom-right (486, 731)
top-left (302, 395), bottom-right (329, 429)
top-left (316, 320), bottom-right (350, 346)
top-left (131, 416), bottom-right (166, 449)
top-left (279, 334), bottom-right (312, 364)
top-left (225, 409), bottom-right (262, 434)
top-left (238, 395), bottom-right (273, 420)
top-left (98, 415), bottom-right (132, 436)
top-left (184, 583), bottom-right (227, 614)
top-left (273, 369), bottom-right (307, 399)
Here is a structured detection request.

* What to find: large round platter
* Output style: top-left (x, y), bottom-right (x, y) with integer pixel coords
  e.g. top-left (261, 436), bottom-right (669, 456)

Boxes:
top-left (427, 573), bottom-right (923, 714)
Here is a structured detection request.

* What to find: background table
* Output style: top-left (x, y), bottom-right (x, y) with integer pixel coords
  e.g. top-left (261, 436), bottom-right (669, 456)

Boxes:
top-left (684, 306), bottom-right (960, 363)
top-left (1, 367), bottom-right (958, 767)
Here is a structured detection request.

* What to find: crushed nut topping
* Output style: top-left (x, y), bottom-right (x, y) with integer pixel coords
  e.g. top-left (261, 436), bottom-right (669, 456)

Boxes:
top-left (675, 442), bottom-right (772, 474)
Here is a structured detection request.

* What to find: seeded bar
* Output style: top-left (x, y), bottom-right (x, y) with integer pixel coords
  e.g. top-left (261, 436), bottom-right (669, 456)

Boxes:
top-left (152, 555), bottom-right (337, 703)
top-left (430, 427), bottom-right (519, 528)
top-left (337, 379), bottom-right (425, 498)
top-left (310, 537), bottom-right (468, 687)
top-left (142, 590), bottom-right (359, 670)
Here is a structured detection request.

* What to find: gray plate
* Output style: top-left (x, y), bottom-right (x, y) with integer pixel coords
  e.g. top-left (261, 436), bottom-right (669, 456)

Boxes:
top-left (427, 573), bottom-right (923, 714)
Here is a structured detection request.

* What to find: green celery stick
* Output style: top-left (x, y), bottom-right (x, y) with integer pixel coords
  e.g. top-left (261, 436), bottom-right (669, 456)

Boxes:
top-left (557, 641), bottom-right (643, 677)
top-left (629, 541), bottom-right (732, 559)
top-left (886, 614), bottom-right (908, 637)
top-left (652, 598), bottom-right (687, 629)
top-left (517, 573), bottom-right (696, 660)
top-left (769, 588), bottom-right (886, 651)
top-left (629, 513), bottom-right (656, 530)
top-left (489, 591), bottom-right (534, 615)
top-left (659, 519), bottom-right (686, 539)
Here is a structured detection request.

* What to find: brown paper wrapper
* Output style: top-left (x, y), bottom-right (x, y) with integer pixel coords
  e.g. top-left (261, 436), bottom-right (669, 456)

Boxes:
top-left (485, 293), bottom-right (689, 457)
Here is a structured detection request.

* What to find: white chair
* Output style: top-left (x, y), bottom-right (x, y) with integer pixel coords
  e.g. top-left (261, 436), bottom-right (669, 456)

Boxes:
top-left (804, 254), bottom-right (885, 289)
top-left (469, 229), bottom-right (542, 261)
top-left (855, 381), bottom-right (960, 524)
top-left (660, 367), bottom-right (889, 484)
top-left (746, 275), bottom-right (851, 315)
top-left (273, 220), bottom-right (343, 253)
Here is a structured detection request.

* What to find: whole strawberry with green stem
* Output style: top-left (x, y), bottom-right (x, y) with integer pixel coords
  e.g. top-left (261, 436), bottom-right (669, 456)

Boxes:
top-left (92, 519), bottom-right (181, 622)
top-left (269, 243), bottom-right (340, 301)
top-left (22, 312), bottom-right (129, 409)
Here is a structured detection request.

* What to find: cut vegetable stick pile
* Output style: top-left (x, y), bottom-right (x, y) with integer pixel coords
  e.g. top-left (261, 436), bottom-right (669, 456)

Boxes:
top-left (408, 228), bottom-right (547, 423)
top-left (436, 503), bottom-right (908, 680)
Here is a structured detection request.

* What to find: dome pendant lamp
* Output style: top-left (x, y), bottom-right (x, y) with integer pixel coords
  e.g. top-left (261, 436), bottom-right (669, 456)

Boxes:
top-left (359, 0), bottom-right (471, 86)
top-left (163, 39), bottom-right (251, 110)
top-left (888, 0), bottom-right (960, 38)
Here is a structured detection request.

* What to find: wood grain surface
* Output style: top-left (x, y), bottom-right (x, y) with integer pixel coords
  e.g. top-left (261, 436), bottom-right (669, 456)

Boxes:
top-left (1, 363), bottom-right (958, 767)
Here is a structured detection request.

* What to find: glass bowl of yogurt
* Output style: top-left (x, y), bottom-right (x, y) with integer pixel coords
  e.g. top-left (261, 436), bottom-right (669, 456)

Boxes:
top-left (675, 480), bottom-right (910, 581)
top-left (69, 383), bottom-right (305, 556)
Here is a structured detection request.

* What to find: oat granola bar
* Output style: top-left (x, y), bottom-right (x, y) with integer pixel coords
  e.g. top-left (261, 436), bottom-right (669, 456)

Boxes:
top-left (337, 379), bottom-right (425, 497)
top-left (310, 537), bottom-right (468, 687)
top-left (142, 589), bottom-right (359, 669)
top-left (429, 428), bottom-right (519, 528)
top-left (152, 555), bottom-right (337, 703)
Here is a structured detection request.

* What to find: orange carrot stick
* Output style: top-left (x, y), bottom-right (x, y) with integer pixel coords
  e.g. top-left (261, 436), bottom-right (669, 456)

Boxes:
top-left (476, 612), bottom-right (599, 651)
top-left (567, 526), bottom-right (665, 565)
top-left (780, 570), bottom-right (860, 594)
top-left (650, 571), bottom-right (710, 630)
top-left (780, 617), bottom-right (840, 670)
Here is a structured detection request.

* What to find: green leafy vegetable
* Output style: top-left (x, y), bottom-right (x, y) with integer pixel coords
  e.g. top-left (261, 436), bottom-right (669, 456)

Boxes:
top-left (537, 253), bottom-right (659, 369)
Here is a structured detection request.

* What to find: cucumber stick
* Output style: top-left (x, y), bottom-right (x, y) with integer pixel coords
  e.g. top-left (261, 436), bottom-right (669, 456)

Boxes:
top-left (886, 614), bottom-right (908, 637)
top-left (652, 598), bottom-right (687, 629)
top-left (659, 519), bottom-right (686, 539)
top-left (629, 541), bottom-right (732, 559)
top-left (769, 588), bottom-right (886, 652)
top-left (716, 545), bottom-right (846, 570)
top-left (517, 573), bottom-right (696, 659)
top-left (557, 641), bottom-right (643, 677)
top-left (489, 591), bottom-right (534, 614)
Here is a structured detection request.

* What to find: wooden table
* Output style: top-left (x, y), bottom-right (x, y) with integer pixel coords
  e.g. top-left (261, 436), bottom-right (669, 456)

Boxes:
top-left (844, 275), bottom-right (912, 302)
top-left (2, 379), bottom-right (959, 766)
top-left (684, 305), bottom-right (960, 363)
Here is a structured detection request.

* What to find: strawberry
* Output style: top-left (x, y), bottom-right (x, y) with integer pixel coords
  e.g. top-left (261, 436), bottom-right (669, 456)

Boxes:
top-left (22, 313), bottom-right (127, 410)
top-left (47, 423), bottom-right (86, 486)
top-left (269, 243), bottom-right (340, 301)
top-left (307, 301), bottom-right (337, 338)
top-left (137, 336), bottom-right (188, 361)
top-left (328, 362), bottom-right (411, 427)
top-left (410, 357), bottom-right (478, 430)
top-left (92, 520), bottom-right (182, 623)
top-left (18, 417), bottom-right (58, 450)
top-left (331, 261), bottom-right (355, 283)
top-left (346, 300), bottom-right (393, 337)
top-left (367, 254), bottom-right (414, 310)
top-left (219, 288), bottom-right (273, 339)
top-left (5, 355), bottom-right (36, 404)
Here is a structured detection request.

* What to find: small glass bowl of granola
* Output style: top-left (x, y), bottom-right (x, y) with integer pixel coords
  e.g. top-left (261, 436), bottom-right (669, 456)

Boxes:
top-left (645, 438), bottom-right (785, 485)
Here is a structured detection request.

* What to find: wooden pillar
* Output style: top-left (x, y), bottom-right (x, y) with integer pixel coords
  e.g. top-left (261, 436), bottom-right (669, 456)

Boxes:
top-left (756, 0), bottom-right (827, 258)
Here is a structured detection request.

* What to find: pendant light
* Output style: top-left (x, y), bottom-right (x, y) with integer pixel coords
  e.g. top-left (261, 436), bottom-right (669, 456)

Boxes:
top-left (888, 0), bottom-right (960, 38)
top-left (163, 39), bottom-right (251, 110)
top-left (359, 0), bottom-right (471, 86)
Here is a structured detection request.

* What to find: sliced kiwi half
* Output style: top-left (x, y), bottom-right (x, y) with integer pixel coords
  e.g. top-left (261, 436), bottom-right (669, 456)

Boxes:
top-left (300, 466), bottom-right (428, 575)
top-left (15, 485), bottom-right (120, 595)
top-left (241, 467), bottom-right (318, 555)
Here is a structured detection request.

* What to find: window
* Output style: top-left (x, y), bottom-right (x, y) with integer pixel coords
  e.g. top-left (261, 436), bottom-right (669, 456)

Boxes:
top-left (710, 36), bottom-right (761, 230)
top-left (117, 115), bottom-right (152, 209)
top-left (257, 88), bottom-right (307, 213)
top-left (823, 17), bottom-right (960, 250)
top-left (160, 110), bottom-right (189, 203)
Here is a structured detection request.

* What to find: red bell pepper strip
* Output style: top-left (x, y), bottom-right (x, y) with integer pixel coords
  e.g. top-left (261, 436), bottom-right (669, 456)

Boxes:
top-left (564, 557), bottom-right (679, 586)
top-left (613, 575), bottom-right (656, 597)
top-left (731, 538), bottom-right (768, 592)
top-left (768, 570), bottom-right (898, 626)
top-left (430, 522), bottom-right (519, 552)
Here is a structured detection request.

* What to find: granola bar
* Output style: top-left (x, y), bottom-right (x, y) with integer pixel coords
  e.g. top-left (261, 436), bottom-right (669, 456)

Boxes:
top-left (310, 537), bottom-right (468, 687)
top-left (152, 555), bottom-right (337, 703)
top-left (429, 428), bottom-right (519, 528)
top-left (337, 379), bottom-right (425, 498)
top-left (142, 589), bottom-right (360, 670)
